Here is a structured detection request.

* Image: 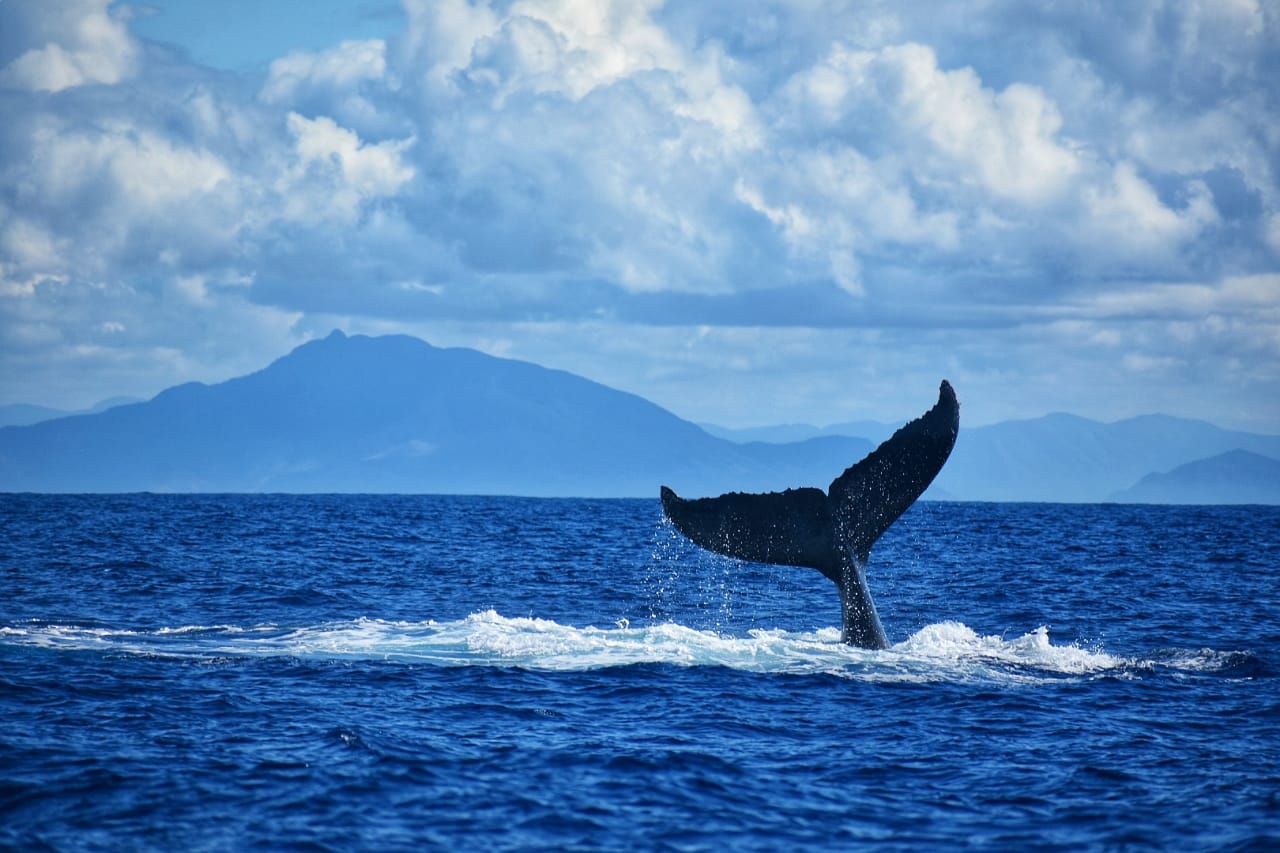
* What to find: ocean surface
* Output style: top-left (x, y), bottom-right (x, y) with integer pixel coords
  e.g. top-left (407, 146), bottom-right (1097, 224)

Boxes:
top-left (2, 495), bottom-right (1278, 851)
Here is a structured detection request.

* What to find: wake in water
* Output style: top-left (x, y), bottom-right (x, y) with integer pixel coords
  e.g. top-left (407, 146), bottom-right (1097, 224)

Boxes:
top-left (0, 612), bottom-right (1250, 682)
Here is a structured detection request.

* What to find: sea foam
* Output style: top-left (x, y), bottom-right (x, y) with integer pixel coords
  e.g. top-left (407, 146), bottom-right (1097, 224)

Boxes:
top-left (2, 612), bottom-right (1165, 683)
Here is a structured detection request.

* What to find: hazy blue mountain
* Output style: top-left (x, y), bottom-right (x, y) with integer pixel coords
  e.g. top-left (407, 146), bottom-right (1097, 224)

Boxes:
top-left (1110, 450), bottom-right (1280, 505)
top-left (726, 410), bottom-right (1280, 503)
top-left (0, 404), bottom-right (69, 427)
top-left (4, 332), bottom-right (1277, 500)
top-left (0, 331), bottom-right (871, 497)
top-left (87, 396), bottom-right (144, 413)
top-left (700, 420), bottom-right (898, 445)
top-left (0, 397), bottom-right (142, 427)
top-left (931, 413), bottom-right (1280, 502)
top-left (700, 422), bottom-right (823, 443)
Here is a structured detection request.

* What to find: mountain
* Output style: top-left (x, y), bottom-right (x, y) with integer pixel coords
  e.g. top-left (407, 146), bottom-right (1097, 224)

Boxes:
top-left (0, 331), bottom-right (870, 497)
top-left (933, 413), bottom-right (1280, 502)
top-left (4, 331), bottom-right (1277, 500)
top-left (0, 404), bottom-right (68, 428)
top-left (1110, 450), bottom-right (1280, 505)
top-left (0, 397), bottom-right (142, 427)
top-left (719, 410), bottom-right (1280, 503)
top-left (700, 420), bottom-right (898, 445)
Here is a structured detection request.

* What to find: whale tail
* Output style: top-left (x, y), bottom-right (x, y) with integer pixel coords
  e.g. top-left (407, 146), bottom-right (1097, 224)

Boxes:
top-left (660, 380), bottom-right (959, 648)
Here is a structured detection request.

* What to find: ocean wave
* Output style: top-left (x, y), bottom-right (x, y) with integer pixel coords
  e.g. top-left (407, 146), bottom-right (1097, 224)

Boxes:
top-left (5, 612), bottom-right (1258, 682)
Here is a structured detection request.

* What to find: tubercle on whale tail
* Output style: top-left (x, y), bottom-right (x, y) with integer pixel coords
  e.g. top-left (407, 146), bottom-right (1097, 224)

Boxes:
top-left (659, 380), bottom-right (959, 649)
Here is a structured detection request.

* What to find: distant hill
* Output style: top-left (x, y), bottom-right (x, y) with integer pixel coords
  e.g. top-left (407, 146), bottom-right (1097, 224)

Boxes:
top-left (700, 420), bottom-right (898, 445)
top-left (717, 411), bottom-right (1280, 503)
top-left (0, 331), bottom-right (870, 497)
top-left (0, 397), bottom-right (141, 427)
top-left (932, 413), bottom-right (1280, 502)
top-left (3, 331), bottom-right (1277, 501)
top-left (0, 404), bottom-right (69, 428)
top-left (1110, 450), bottom-right (1280, 505)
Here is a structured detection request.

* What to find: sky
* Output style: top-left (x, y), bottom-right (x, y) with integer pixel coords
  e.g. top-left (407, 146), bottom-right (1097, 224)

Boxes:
top-left (1, 0), bottom-right (1278, 433)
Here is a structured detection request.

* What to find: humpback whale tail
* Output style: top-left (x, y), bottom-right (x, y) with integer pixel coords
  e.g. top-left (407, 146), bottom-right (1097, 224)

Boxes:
top-left (660, 381), bottom-right (959, 649)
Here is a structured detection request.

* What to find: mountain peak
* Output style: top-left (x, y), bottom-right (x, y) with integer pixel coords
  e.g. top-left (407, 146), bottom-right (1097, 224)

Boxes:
top-left (5, 330), bottom-right (839, 496)
top-left (1111, 449), bottom-right (1280, 504)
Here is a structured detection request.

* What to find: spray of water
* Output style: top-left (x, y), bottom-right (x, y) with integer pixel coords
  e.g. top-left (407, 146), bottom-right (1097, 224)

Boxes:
top-left (3, 613), bottom-right (1245, 683)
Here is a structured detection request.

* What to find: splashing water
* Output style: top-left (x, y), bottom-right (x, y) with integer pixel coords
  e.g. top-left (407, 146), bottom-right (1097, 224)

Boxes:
top-left (2, 612), bottom-right (1210, 683)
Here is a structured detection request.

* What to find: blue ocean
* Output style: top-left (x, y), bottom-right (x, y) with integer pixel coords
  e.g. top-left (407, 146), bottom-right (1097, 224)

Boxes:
top-left (2, 494), bottom-right (1277, 850)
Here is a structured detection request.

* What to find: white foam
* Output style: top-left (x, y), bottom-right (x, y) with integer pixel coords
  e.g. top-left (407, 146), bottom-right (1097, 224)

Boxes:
top-left (890, 621), bottom-right (1127, 678)
top-left (1, 612), bottom-right (1151, 682)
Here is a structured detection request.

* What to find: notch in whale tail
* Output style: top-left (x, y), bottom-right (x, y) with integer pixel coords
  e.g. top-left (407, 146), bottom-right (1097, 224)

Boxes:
top-left (660, 380), bottom-right (959, 649)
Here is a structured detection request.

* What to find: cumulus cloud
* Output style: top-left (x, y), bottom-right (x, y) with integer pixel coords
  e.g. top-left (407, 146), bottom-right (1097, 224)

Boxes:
top-left (0, 114), bottom-right (238, 290)
top-left (0, 0), bottom-right (138, 92)
top-left (0, 0), bottom-right (1278, 430)
top-left (785, 42), bottom-right (1081, 205)
top-left (262, 39), bottom-right (388, 102)
top-left (260, 39), bottom-right (392, 130)
top-left (1080, 163), bottom-right (1219, 259)
top-left (280, 113), bottom-right (415, 224)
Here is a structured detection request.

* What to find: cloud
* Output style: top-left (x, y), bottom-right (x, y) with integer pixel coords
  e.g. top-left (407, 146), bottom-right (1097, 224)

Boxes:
top-left (1, 113), bottom-right (238, 288)
top-left (0, 0), bottom-right (1278, 431)
top-left (1073, 273), bottom-right (1280, 321)
top-left (784, 42), bottom-right (1081, 205)
top-left (280, 113), bottom-right (415, 224)
top-left (0, 0), bottom-right (138, 92)
top-left (1080, 163), bottom-right (1219, 258)
top-left (262, 39), bottom-right (388, 102)
top-left (260, 39), bottom-right (391, 130)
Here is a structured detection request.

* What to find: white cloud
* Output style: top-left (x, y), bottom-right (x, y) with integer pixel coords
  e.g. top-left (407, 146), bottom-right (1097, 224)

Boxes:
top-left (260, 39), bottom-right (392, 131)
top-left (781, 41), bottom-right (1081, 205)
top-left (405, 0), bottom-right (760, 143)
top-left (281, 113), bottom-right (415, 224)
top-left (262, 39), bottom-right (388, 103)
top-left (34, 123), bottom-right (226, 206)
top-left (874, 43), bottom-right (1081, 205)
top-left (0, 0), bottom-right (137, 92)
top-left (1121, 352), bottom-right (1180, 375)
top-left (1077, 274), bottom-right (1280, 320)
top-left (0, 213), bottom-right (62, 274)
top-left (473, 0), bottom-right (681, 100)
top-left (8, 117), bottom-right (238, 280)
top-left (391, 2), bottom-right (764, 293)
top-left (173, 274), bottom-right (210, 306)
top-left (1080, 163), bottom-right (1219, 258)
top-left (399, 0), bottom-right (500, 93)
top-left (735, 146), bottom-right (961, 287)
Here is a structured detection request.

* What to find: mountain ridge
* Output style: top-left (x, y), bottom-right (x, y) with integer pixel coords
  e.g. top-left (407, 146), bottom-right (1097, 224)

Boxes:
top-left (0, 396), bottom-right (142, 427)
top-left (0, 331), bottom-right (872, 497)
top-left (2, 330), bottom-right (1276, 502)
top-left (704, 411), bottom-right (1280, 503)
top-left (1110, 450), bottom-right (1280, 505)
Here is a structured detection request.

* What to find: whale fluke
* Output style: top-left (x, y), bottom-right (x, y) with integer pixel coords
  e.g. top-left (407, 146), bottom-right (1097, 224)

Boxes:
top-left (661, 380), bottom-right (959, 648)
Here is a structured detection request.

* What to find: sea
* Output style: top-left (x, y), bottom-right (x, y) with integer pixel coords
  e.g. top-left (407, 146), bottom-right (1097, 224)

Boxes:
top-left (2, 494), bottom-right (1278, 851)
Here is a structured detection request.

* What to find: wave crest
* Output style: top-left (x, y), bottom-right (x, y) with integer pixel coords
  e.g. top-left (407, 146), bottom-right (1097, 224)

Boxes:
top-left (3, 612), bottom-right (1235, 682)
